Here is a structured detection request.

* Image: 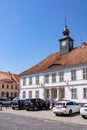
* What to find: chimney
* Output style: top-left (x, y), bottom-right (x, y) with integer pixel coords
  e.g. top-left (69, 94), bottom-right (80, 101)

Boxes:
top-left (81, 42), bottom-right (86, 47)
top-left (8, 71), bottom-right (11, 75)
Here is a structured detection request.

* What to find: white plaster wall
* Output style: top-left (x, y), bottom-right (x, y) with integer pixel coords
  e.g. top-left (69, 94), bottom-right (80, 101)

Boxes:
top-left (20, 65), bottom-right (87, 102)
top-left (20, 87), bottom-right (44, 99)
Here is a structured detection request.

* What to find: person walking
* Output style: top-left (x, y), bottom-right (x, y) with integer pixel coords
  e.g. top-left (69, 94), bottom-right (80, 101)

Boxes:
top-left (46, 98), bottom-right (50, 109)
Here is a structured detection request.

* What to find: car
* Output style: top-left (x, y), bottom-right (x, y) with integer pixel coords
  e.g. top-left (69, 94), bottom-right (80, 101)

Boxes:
top-left (52, 100), bottom-right (81, 116)
top-left (12, 99), bottom-right (25, 110)
top-left (0, 97), bottom-right (12, 107)
top-left (80, 103), bottom-right (87, 119)
top-left (24, 98), bottom-right (48, 111)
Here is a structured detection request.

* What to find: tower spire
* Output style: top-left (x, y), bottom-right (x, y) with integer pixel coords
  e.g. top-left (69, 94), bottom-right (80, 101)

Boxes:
top-left (63, 18), bottom-right (69, 36)
top-left (64, 17), bottom-right (67, 27)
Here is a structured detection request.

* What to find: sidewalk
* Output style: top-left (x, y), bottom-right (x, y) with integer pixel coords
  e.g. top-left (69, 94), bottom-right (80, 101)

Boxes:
top-left (0, 107), bottom-right (87, 125)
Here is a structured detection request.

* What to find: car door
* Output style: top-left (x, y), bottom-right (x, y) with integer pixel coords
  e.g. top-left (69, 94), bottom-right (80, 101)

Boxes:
top-left (67, 101), bottom-right (75, 113)
top-left (73, 102), bottom-right (80, 112)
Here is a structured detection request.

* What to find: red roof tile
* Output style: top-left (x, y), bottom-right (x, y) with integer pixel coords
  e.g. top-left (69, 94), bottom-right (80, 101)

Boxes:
top-left (19, 44), bottom-right (87, 76)
top-left (0, 71), bottom-right (19, 84)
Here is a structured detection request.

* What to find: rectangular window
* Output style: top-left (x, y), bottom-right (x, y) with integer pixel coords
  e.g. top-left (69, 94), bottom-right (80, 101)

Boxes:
top-left (71, 70), bottom-right (76, 81)
top-left (83, 69), bottom-right (87, 79)
top-left (23, 77), bottom-right (26, 86)
top-left (2, 84), bottom-right (4, 88)
top-left (52, 73), bottom-right (56, 83)
top-left (11, 85), bottom-right (13, 89)
top-left (53, 89), bottom-right (57, 98)
top-left (59, 72), bottom-right (64, 82)
top-left (29, 76), bottom-right (32, 85)
top-left (83, 88), bottom-right (87, 99)
top-left (45, 74), bottom-right (49, 83)
top-left (28, 91), bottom-right (32, 98)
top-left (23, 91), bottom-right (26, 99)
top-left (71, 88), bottom-right (77, 99)
top-left (36, 75), bottom-right (39, 85)
top-left (7, 85), bottom-right (9, 89)
top-left (35, 90), bottom-right (39, 98)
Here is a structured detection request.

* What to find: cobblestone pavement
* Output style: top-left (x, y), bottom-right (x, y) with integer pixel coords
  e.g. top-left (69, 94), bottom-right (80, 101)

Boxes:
top-left (0, 107), bottom-right (87, 125)
top-left (0, 112), bottom-right (87, 130)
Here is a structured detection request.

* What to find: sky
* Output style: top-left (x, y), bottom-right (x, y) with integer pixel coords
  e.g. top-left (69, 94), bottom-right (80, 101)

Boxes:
top-left (0, 0), bottom-right (87, 74)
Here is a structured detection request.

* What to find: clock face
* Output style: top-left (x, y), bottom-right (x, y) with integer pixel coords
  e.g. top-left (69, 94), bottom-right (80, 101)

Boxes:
top-left (62, 41), bottom-right (66, 46)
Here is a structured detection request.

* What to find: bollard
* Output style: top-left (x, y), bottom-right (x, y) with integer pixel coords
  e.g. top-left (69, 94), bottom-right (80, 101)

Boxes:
top-left (0, 104), bottom-right (2, 111)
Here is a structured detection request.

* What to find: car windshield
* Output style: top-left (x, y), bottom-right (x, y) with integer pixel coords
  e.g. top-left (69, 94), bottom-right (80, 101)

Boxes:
top-left (83, 103), bottom-right (87, 107)
top-left (13, 100), bottom-right (19, 103)
top-left (55, 102), bottom-right (65, 106)
top-left (25, 99), bottom-right (32, 103)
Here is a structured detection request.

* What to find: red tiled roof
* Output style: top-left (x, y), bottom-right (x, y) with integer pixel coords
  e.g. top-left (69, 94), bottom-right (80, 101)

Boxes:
top-left (19, 44), bottom-right (87, 76)
top-left (0, 71), bottom-right (19, 84)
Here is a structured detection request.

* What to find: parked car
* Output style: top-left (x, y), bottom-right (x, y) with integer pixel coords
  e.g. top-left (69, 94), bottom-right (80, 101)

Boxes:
top-left (12, 99), bottom-right (25, 110)
top-left (80, 103), bottom-right (87, 119)
top-left (24, 98), bottom-right (48, 111)
top-left (0, 97), bottom-right (12, 107)
top-left (52, 100), bottom-right (81, 116)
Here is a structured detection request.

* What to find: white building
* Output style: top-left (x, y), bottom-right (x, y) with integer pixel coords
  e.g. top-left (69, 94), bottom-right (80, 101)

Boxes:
top-left (19, 25), bottom-right (87, 103)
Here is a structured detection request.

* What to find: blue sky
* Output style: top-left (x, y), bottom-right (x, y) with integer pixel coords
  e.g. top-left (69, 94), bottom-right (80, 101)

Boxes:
top-left (0, 0), bottom-right (87, 74)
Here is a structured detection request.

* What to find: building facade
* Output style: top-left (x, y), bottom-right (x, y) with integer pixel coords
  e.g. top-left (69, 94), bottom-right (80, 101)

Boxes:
top-left (19, 25), bottom-right (87, 103)
top-left (0, 71), bottom-right (19, 99)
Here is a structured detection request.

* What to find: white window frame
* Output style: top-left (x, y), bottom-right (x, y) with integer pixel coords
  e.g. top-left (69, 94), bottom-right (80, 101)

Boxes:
top-left (35, 90), bottom-right (39, 98)
top-left (52, 73), bottom-right (56, 83)
top-left (59, 72), bottom-right (64, 82)
top-left (83, 88), bottom-right (87, 99)
top-left (22, 91), bottom-right (26, 99)
top-left (28, 91), bottom-right (32, 98)
top-left (71, 88), bottom-right (77, 99)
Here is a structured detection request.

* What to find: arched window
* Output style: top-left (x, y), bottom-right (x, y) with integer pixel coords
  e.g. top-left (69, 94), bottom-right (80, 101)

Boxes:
top-left (1, 91), bottom-right (4, 97)
top-left (6, 92), bottom-right (9, 97)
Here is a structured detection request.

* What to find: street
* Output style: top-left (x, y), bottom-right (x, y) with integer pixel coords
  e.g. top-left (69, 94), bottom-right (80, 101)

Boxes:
top-left (0, 112), bottom-right (87, 130)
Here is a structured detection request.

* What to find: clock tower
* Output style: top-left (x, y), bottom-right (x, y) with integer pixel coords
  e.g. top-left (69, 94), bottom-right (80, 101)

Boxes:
top-left (59, 25), bottom-right (74, 54)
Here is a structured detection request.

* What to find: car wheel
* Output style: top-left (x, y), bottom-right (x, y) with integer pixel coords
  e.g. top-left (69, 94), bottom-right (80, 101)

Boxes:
top-left (81, 115), bottom-right (86, 119)
top-left (55, 113), bottom-right (59, 116)
top-left (12, 107), bottom-right (15, 110)
top-left (0, 104), bottom-right (2, 110)
top-left (26, 108), bottom-right (29, 111)
top-left (69, 110), bottom-right (72, 116)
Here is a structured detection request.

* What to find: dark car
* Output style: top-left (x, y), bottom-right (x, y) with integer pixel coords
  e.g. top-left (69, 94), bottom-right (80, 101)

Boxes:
top-left (12, 99), bottom-right (25, 110)
top-left (0, 98), bottom-right (11, 107)
top-left (24, 98), bottom-right (48, 111)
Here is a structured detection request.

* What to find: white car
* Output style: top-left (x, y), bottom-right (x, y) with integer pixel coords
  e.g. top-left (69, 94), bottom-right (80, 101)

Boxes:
top-left (80, 103), bottom-right (87, 119)
top-left (52, 100), bottom-right (81, 116)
